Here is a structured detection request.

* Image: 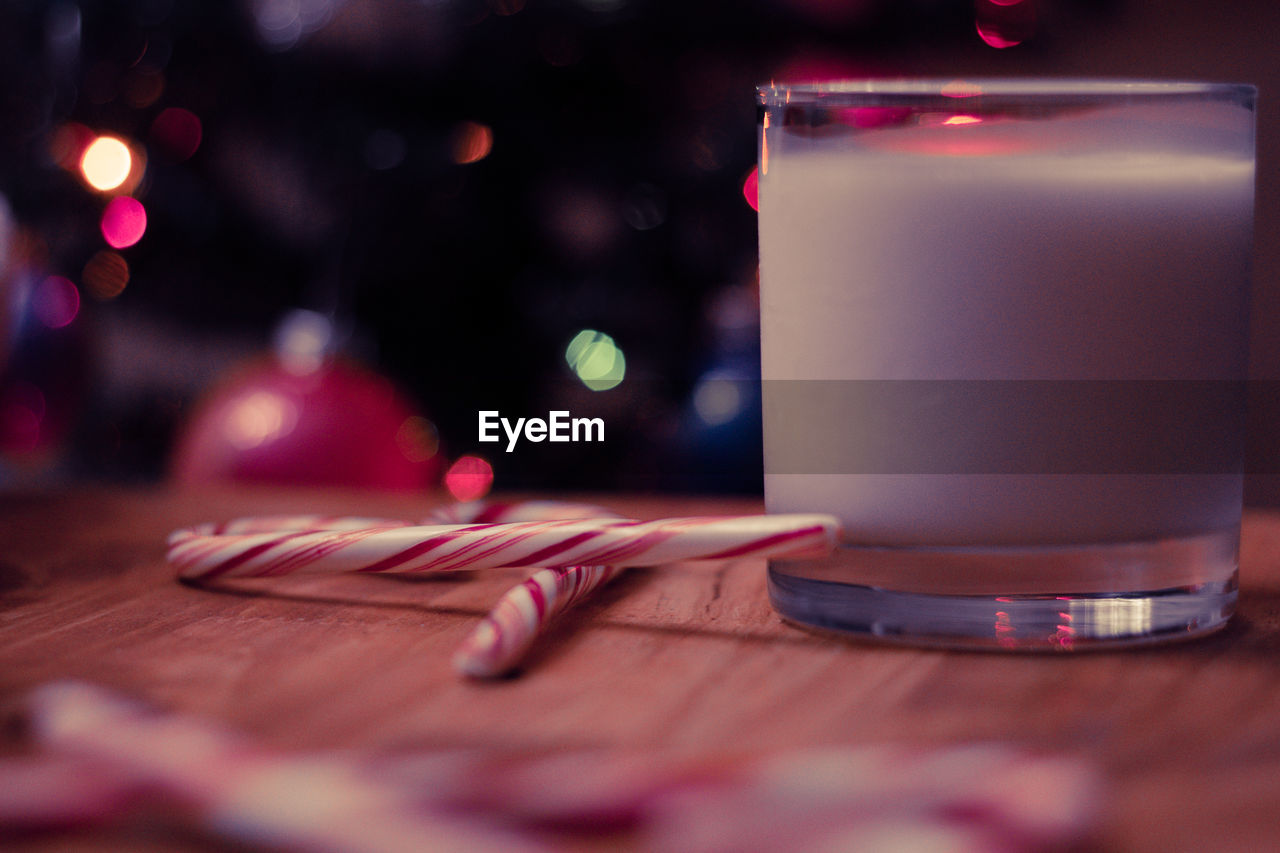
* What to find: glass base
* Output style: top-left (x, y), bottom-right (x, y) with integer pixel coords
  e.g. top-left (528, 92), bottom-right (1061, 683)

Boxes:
top-left (768, 532), bottom-right (1238, 650)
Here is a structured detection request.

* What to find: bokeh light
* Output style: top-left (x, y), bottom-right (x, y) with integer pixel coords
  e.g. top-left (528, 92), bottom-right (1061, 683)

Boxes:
top-left (80, 136), bottom-right (132, 191)
top-left (49, 122), bottom-right (95, 170)
top-left (364, 128), bottom-right (406, 170)
top-left (452, 121), bottom-right (494, 164)
top-left (837, 107), bottom-right (912, 129)
top-left (446, 455), bottom-right (494, 501)
top-left (273, 309), bottom-right (332, 375)
top-left (82, 250), bottom-right (130, 300)
top-left (742, 166), bottom-right (759, 212)
top-left (975, 0), bottom-right (1036, 48)
top-left (100, 197), bottom-right (147, 249)
top-left (395, 415), bottom-right (440, 463)
top-left (693, 375), bottom-right (744, 427)
top-left (172, 359), bottom-right (443, 490)
top-left (252, 0), bottom-right (337, 51)
top-left (770, 53), bottom-right (884, 85)
top-left (565, 329), bottom-right (625, 391)
top-left (224, 390), bottom-right (298, 450)
top-left (942, 115), bottom-right (983, 126)
top-left (150, 107), bottom-right (203, 161)
top-left (940, 80), bottom-right (983, 98)
top-left (123, 67), bottom-right (165, 109)
top-left (976, 21), bottom-right (1020, 48)
top-left (32, 276), bottom-right (80, 329)
top-left (541, 183), bottom-right (619, 261)
top-left (0, 383), bottom-right (45, 454)
top-left (622, 183), bottom-right (666, 230)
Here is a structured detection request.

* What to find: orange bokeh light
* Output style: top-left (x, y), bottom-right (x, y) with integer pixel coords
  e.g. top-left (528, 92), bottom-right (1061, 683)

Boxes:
top-left (49, 122), bottom-right (95, 170)
top-left (452, 122), bottom-right (494, 164)
top-left (940, 80), bottom-right (983, 98)
top-left (82, 250), bottom-right (130, 300)
top-left (395, 416), bottom-right (440, 463)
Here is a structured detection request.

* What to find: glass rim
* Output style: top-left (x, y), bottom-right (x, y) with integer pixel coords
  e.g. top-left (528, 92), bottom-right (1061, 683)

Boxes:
top-left (757, 78), bottom-right (1256, 104)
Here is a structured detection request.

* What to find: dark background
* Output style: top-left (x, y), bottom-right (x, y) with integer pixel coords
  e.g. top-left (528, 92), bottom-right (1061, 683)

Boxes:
top-left (0, 0), bottom-right (1277, 498)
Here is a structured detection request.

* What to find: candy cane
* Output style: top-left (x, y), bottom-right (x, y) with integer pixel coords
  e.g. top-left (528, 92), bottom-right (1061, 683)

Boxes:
top-left (440, 502), bottom-right (624, 678)
top-left (453, 563), bottom-right (622, 677)
top-left (168, 503), bottom-right (840, 677)
top-left (167, 514), bottom-right (841, 582)
top-left (26, 681), bottom-right (545, 853)
top-left (9, 682), bottom-right (1100, 850)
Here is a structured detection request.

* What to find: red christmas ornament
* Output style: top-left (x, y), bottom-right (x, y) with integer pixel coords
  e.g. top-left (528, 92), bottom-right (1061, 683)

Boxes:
top-left (171, 356), bottom-right (444, 491)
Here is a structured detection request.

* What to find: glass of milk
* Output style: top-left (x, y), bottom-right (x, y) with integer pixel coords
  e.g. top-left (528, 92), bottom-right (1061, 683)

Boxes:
top-left (756, 80), bottom-right (1256, 648)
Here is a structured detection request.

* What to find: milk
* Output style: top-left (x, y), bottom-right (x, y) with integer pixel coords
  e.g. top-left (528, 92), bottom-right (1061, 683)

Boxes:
top-left (758, 99), bottom-right (1255, 549)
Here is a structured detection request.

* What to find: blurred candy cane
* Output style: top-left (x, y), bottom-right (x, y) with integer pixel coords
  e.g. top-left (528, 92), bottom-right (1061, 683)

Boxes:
top-left (25, 681), bottom-right (545, 853)
top-left (8, 682), bottom-right (1099, 851)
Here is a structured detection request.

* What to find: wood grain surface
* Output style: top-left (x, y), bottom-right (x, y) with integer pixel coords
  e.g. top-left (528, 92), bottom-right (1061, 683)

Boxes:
top-left (3, 487), bottom-right (1280, 850)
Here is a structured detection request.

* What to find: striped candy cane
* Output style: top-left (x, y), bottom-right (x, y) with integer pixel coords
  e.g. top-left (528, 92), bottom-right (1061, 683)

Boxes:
top-left (168, 503), bottom-right (841, 677)
top-left (167, 515), bottom-right (840, 581)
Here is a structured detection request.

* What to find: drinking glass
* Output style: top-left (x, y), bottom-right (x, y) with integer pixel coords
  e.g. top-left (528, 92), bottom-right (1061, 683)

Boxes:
top-left (757, 80), bottom-right (1256, 648)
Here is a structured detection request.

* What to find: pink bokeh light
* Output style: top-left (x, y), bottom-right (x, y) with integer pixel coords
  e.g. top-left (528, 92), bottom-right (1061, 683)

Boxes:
top-left (100, 197), bottom-right (147, 249)
top-left (742, 166), bottom-right (759, 212)
top-left (975, 0), bottom-right (1036, 48)
top-left (976, 21), bottom-right (1023, 48)
top-left (446, 455), bottom-right (495, 501)
top-left (33, 276), bottom-right (80, 329)
top-left (150, 107), bottom-right (203, 162)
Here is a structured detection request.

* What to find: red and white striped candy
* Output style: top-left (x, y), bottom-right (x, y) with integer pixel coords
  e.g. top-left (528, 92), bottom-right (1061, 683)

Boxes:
top-left (453, 563), bottom-right (622, 677)
top-left (428, 500), bottom-right (617, 525)
top-left (182, 515), bottom-right (414, 536)
top-left (25, 681), bottom-right (543, 853)
top-left (166, 502), bottom-right (840, 677)
top-left (167, 514), bottom-right (840, 582)
top-left (441, 502), bottom-right (624, 678)
top-left (12, 681), bottom-right (1101, 850)
top-left (177, 501), bottom-right (614, 538)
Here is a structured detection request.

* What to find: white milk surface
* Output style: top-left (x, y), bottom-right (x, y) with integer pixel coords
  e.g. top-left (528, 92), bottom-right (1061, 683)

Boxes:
top-left (758, 101), bottom-right (1254, 545)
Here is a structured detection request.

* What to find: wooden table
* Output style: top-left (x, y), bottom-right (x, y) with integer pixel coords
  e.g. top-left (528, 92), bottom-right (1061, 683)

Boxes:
top-left (3, 487), bottom-right (1280, 850)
